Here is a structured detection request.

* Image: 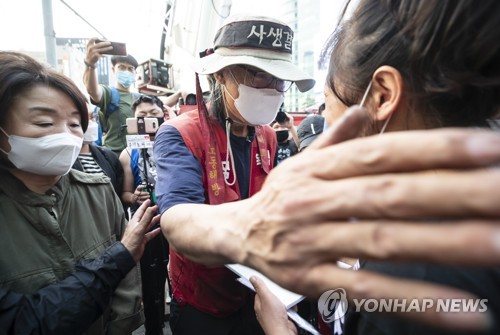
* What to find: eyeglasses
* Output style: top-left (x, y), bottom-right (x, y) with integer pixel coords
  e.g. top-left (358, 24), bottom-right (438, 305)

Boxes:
top-left (238, 66), bottom-right (293, 93)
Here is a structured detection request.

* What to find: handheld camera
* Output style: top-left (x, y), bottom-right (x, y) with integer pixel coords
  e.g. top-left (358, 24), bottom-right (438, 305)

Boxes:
top-left (126, 117), bottom-right (164, 135)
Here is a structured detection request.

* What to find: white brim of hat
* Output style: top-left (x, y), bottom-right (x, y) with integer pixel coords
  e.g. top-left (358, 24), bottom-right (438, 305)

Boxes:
top-left (192, 48), bottom-right (315, 93)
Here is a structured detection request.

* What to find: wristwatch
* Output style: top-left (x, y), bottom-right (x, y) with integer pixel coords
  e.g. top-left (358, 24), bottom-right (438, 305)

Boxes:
top-left (84, 60), bottom-right (96, 69)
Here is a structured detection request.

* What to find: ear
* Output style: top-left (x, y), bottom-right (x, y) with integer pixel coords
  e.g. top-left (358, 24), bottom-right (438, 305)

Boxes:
top-left (214, 71), bottom-right (226, 85)
top-left (370, 66), bottom-right (403, 121)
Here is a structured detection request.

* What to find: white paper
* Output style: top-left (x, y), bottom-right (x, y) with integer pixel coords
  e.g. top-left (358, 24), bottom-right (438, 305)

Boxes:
top-left (287, 309), bottom-right (321, 335)
top-left (226, 264), bottom-right (320, 335)
top-left (226, 264), bottom-right (304, 309)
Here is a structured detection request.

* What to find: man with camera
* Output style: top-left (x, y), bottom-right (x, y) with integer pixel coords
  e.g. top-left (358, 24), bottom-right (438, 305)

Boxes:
top-left (83, 38), bottom-right (140, 156)
top-left (272, 110), bottom-right (300, 165)
top-left (119, 94), bottom-right (170, 335)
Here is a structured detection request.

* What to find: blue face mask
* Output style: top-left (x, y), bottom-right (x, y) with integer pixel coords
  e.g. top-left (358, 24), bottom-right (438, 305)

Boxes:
top-left (117, 71), bottom-right (136, 88)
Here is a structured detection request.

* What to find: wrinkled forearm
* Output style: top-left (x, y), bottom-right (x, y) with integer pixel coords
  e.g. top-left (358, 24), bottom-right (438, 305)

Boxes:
top-left (161, 202), bottom-right (247, 265)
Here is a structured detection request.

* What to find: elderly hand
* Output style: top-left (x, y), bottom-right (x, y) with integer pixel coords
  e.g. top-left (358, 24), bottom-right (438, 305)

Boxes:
top-left (233, 106), bottom-right (500, 331)
top-left (120, 200), bottom-right (161, 263)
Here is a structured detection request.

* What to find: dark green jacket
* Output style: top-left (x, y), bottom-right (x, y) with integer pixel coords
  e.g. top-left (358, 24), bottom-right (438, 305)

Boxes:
top-left (0, 169), bottom-right (143, 334)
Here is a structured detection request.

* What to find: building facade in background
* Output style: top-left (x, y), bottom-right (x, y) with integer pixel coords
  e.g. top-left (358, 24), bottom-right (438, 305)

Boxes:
top-left (273, 0), bottom-right (342, 114)
top-left (13, 0), bottom-right (343, 114)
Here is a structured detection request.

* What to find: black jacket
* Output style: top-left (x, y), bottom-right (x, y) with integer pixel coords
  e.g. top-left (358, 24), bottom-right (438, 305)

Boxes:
top-left (0, 242), bottom-right (135, 335)
top-left (344, 261), bottom-right (500, 335)
top-left (73, 144), bottom-right (124, 196)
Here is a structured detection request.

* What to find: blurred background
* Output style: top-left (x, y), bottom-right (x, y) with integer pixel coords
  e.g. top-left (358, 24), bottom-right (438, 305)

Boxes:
top-left (0, 0), bottom-right (345, 114)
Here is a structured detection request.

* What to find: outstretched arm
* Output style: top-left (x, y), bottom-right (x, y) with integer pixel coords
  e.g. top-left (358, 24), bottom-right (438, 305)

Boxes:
top-left (160, 107), bottom-right (500, 331)
top-left (0, 201), bottom-right (160, 334)
top-left (83, 38), bottom-right (112, 104)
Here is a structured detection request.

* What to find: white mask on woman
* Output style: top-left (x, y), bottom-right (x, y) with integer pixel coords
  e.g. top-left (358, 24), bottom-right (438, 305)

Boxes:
top-left (226, 84), bottom-right (284, 126)
top-left (0, 128), bottom-right (83, 176)
top-left (83, 120), bottom-right (99, 144)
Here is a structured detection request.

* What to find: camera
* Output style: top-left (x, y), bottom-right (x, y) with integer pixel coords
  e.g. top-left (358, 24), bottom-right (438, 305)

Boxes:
top-left (126, 117), bottom-right (164, 134)
top-left (136, 59), bottom-right (173, 94)
top-left (185, 93), bottom-right (197, 105)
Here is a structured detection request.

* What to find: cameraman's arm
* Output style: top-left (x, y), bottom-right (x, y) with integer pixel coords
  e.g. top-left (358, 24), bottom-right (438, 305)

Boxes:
top-left (163, 90), bottom-right (182, 108)
top-left (284, 113), bottom-right (300, 147)
top-left (84, 38), bottom-right (106, 103)
top-left (119, 148), bottom-right (137, 206)
top-left (119, 148), bottom-right (150, 206)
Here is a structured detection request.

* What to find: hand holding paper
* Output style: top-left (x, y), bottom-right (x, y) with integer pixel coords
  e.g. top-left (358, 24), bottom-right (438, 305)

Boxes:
top-left (226, 264), bottom-right (319, 335)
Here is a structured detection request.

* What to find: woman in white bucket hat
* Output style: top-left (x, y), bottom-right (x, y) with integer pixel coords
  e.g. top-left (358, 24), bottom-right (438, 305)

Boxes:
top-left (153, 15), bottom-right (314, 334)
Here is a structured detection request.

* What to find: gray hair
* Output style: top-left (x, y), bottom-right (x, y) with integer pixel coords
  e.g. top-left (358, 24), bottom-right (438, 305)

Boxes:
top-left (206, 73), bottom-right (229, 127)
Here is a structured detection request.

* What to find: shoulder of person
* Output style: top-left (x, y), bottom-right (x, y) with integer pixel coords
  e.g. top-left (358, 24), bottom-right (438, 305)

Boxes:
top-left (69, 169), bottom-right (112, 185)
top-left (162, 110), bottom-right (204, 147)
top-left (166, 110), bottom-right (200, 129)
top-left (92, 144), bottom-right (119, 162)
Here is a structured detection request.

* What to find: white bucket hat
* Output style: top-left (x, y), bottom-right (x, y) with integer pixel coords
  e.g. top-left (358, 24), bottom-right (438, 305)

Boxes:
top-left (192, 15), bottom-right (315, 93)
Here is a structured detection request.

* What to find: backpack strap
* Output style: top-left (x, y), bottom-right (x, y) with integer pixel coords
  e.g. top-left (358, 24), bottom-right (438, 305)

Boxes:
top-left (93, 106), bottom-right (103, 146)
top-left (101, 89), bottom-right (142, 134)
top-left (108, 87), bottom-right (120, 113)
top-left (101, 87), bottom-right (121, 134)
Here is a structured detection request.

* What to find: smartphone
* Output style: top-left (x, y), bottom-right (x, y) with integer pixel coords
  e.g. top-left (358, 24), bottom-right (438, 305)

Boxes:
top-left (126, 117), bottom-right (163, 134)
top-left (144, 117), bottom-right (162, 133)
top-left (96, 40), bottom-right (127, 56)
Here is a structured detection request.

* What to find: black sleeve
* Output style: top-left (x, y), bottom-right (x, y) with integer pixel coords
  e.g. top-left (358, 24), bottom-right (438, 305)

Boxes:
top-left (344, 261), bottom-right (500, 335)
top-left (92, 144), bottom-right (125, 196)
top-left (103, 146), bottom-right (125, 196)
top-left (0, 242), bottom-right (135, 335)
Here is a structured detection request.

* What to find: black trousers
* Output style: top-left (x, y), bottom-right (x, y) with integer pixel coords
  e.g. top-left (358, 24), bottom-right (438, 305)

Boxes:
top-left (140, 233), bottom-right (170, 335)
top-left (169, 297), bottom-right (265, 335)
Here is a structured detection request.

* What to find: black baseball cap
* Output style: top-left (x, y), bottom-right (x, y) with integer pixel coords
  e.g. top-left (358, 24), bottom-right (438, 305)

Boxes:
top-left (297, 115), bottom-right (325, 151)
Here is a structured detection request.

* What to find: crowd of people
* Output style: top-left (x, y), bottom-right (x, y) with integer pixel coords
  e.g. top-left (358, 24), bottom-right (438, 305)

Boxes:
top-left (1, 0), bottom-right (500, 334)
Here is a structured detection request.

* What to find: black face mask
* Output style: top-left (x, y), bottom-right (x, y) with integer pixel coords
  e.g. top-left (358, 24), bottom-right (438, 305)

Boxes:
top-left (276, 130), bottom-right (289, 143)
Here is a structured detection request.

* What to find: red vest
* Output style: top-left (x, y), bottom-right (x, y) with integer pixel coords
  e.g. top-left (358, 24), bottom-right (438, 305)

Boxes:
top-left (167, 110), bottom-right (277, 317)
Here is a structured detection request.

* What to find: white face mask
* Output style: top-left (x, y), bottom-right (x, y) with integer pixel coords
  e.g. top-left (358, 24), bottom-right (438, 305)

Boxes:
top-left (83, 120), bottom-right (99, 144)
top-left (227, 84), bottom-right (284, 126)
top-left (0, 128), bottom-right (83, 176)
